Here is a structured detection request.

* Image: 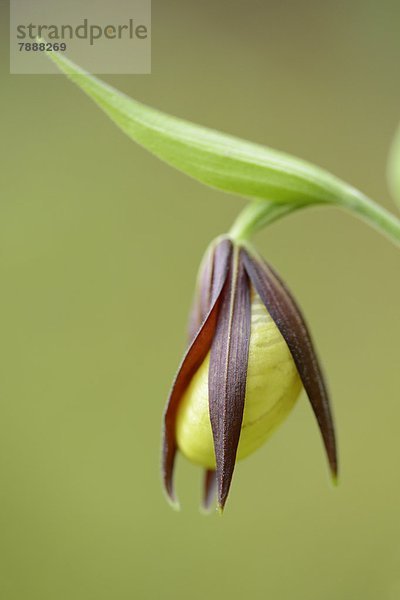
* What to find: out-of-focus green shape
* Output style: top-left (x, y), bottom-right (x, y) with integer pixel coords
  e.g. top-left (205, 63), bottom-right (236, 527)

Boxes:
top-left (46, 50), bottom-right (400, 246)
top-left (388, 122), bottom-right (400, 208)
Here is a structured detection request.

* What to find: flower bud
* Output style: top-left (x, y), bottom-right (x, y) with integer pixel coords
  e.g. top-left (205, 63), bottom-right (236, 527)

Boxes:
top-left (162, 237), bottom-right (337, 511)
top-left (176, 290), bottom-right (302, 469)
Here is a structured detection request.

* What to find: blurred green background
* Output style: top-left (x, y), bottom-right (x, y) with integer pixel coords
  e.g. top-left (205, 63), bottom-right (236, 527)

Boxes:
top-left (1, 1), bottom-right (400, 598)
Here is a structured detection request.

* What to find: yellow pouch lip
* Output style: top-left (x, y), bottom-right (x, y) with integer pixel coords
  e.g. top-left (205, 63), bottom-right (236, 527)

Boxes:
top-left (176, 291), bottom-right (302, 469)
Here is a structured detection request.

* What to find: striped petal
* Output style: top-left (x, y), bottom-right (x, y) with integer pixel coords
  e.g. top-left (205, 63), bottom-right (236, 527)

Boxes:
top-left (241, 248), bottom-right (338, 478)
top-left (162, 239), bottom-right (232, 506)
top-left (209, 248), bottom-right (251, 510)
top-left (187, 241), bottom-right (216, 343)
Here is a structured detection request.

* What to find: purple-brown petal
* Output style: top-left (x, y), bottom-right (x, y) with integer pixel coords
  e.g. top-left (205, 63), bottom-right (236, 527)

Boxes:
top-left (187, 242), bottom-right (216, 344)
top-left (162, 238), bottom-right (232, 506)
top-left (241, 248), bottom-right (338, 478)
top-left (202, 469), bottom-right (217, 513)
top-left (209, 249), bottom-right (251, 510)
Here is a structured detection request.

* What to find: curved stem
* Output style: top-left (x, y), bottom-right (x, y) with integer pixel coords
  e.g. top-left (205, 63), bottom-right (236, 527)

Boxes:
top-left (341, 191), bottom-right (400, 246)
top-left (229, 200), bottom-right (304, 242)
top-left (229, 192), bottom-right (400, 248)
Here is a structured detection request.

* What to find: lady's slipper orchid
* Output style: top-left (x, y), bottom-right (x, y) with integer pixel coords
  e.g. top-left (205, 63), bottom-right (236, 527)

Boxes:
top-left (162, 237), bottom-right (337, 511)
top-left (38, 51), bottom-right (400, 514)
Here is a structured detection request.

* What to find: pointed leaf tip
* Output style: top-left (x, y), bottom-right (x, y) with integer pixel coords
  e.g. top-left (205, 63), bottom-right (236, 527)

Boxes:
top-left (45, 50), bottom-right (371, 212)
top-left (45, 52), bottom-right (400, 247)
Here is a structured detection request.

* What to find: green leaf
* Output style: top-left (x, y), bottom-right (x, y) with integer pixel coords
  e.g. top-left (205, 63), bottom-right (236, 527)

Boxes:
top-left (388, 122), bottom-right (400, 208)
top-left (46, 51), bottom-right (400, 246)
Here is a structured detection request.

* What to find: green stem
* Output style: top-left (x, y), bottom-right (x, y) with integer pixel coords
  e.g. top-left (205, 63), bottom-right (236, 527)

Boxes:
top-left (229, 200), bottom-right (304, 242)
top-left (340, 191), bottom-right (400, 246)
top-left (229, 192), bottom-right (400, 247)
